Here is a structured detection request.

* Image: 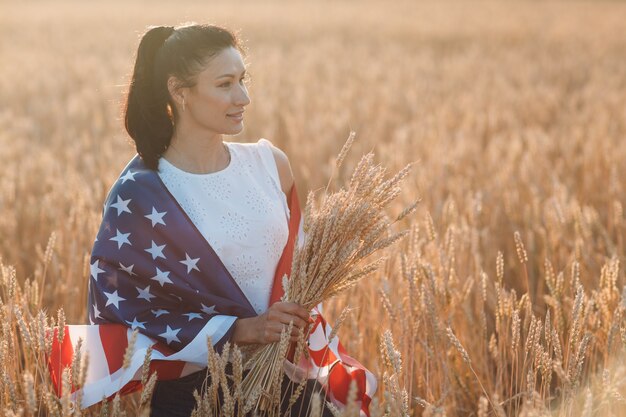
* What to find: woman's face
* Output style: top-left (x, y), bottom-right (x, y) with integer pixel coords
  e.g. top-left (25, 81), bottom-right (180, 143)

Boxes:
top-left (177, 46), bottom-right (251, 136)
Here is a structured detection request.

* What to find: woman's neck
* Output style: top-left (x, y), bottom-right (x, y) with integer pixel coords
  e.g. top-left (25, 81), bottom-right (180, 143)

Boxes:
top-left (161, 132), bottom-right (230, 174)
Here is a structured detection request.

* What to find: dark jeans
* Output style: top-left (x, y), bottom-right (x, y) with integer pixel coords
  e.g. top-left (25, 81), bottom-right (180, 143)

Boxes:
top-left (149, 366), bottom-right (334, 417)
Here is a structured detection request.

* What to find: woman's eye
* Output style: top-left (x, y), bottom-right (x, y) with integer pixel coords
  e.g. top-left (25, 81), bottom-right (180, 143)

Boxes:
top-left (220, 77), bottom-right (249, 88)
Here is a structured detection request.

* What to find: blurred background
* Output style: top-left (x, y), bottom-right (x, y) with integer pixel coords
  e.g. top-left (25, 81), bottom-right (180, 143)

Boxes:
top-left (1, 0), bottom-right (625, 415)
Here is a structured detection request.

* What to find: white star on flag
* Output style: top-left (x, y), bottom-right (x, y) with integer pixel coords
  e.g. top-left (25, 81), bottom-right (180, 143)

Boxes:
top-left (104, 290), bottom-right (126, 309)
top-left (179, 253), bottom-right (200, 274)
top-left (159, 325), bottom-right (181, 345)
top-left (125, 317), bottom-right (147, 330)
top-left (201, 303), bottom-right (218, 315)
top-left (151, 267), bottom-right (173, 287)
top-left (110, 195), bottom-right (132, 216)
top-left (183, 312), bottom-right (203, 321)
top-left (118, 262), bottom-right (137, 277)
top-left (151, 309), bottom-right (169, 318)
top-left (145, 207), bottom-right (167, 227)
top-left (109, 229), bottom-right (131, 249)
top-left (90, 260), bottom-right (106, 281)
top-left (119, 170), bottom-right (137, 184)
top-left (145, 240), bottom-right (166, 260)
top-left (136, 285), bottom-right (156, 302)
top-left (92, 303), bottom-right (102, 320)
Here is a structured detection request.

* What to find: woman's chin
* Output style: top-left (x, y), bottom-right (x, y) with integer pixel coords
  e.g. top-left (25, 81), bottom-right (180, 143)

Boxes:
top-left (226, 124), bottom-right (244, 135)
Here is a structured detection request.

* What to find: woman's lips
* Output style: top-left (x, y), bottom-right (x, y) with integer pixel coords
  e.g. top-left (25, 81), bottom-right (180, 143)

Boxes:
top-left (227, 111), bottom-right (244, 121)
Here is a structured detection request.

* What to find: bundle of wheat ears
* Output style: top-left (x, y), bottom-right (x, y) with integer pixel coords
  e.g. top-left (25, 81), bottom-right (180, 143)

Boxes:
top-left (235, 131), bottom-right (419, 415)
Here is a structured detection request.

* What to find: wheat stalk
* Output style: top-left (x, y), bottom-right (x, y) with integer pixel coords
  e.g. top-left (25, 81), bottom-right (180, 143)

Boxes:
top-left (240, 133), bottom-right (414, 414)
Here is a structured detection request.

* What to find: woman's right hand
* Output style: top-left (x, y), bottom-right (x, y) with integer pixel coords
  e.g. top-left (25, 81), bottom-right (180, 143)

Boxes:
top-left (232, 302), bottom-right (312, 345)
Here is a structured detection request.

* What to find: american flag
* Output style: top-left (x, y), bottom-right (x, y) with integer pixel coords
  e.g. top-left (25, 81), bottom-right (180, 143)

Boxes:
top-left (47, 154), bottom-right (377, 415)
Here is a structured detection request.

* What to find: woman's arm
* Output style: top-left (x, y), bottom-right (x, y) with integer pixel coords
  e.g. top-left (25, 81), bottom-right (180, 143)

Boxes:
top-left (268, 144), bottom-right (295, 201)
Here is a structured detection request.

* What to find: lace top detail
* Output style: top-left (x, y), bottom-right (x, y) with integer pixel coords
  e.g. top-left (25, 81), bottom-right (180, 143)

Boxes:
top-left (157, 138), bottom-right (289, 314)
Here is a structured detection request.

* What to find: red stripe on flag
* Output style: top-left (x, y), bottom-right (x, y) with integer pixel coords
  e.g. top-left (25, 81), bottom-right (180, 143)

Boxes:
top-left (328, 363), bottom-right (352, 403)
top-left (47, 327), bottom-right (75, 396)
top-left (349, 368), bottom-right (372, 415)
top-left (362, 397), bottom-right (372, 416)
top-left (99, 324), bottom-right (129, 374)
top-left (152, 341), bottom-right (176, 356)
top-left (309, 346), bottom-right (339, 367)
top-left (349, 367), bottom-right (372, 417)
top-left (328, 366), bottom-right (372, 417)
top-left (351, 368), bottom-right (367, 401)
top-left (150, 359), bottom-right (187, 380)
top-left (149, 341), bottom-right (187, 380)
top-left (118, 380), bottom-right (143, 396)
top-left (269, 182), bottom-right (301, 306)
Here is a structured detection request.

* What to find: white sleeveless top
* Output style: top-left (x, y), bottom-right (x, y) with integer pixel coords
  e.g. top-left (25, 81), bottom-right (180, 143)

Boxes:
top-left (157, 138), bottom-right (290, 314)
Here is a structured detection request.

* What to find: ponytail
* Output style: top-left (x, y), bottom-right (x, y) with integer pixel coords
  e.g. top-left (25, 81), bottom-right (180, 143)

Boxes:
top-left (124, 26), bottom-right (175, 170)
top-left (123, 23), bottom-right (244, 170)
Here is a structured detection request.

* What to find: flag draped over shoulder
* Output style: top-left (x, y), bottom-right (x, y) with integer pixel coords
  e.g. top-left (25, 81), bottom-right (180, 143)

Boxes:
top-left (48, 153), bottom-right (376, 415)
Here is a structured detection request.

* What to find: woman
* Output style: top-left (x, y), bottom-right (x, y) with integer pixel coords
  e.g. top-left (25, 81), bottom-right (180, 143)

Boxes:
top-left (87, 23), bottom-right (340, 416)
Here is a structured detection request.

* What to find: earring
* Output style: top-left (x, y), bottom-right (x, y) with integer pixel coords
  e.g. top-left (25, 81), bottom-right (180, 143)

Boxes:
top-left (182, 97), bottom-right (186, 112)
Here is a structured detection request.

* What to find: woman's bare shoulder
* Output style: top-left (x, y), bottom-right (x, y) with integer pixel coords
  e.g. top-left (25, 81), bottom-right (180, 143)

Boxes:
top-left (258, 138), bottom-right (294, 198)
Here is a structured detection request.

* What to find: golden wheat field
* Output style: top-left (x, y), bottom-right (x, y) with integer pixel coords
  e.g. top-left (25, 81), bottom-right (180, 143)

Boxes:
top-left (1, 0), bottom-right (626, 415)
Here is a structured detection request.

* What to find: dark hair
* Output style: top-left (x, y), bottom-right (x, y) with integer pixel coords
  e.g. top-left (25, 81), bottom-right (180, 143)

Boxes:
top-left (124, 23), bottom-right (247, 170)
